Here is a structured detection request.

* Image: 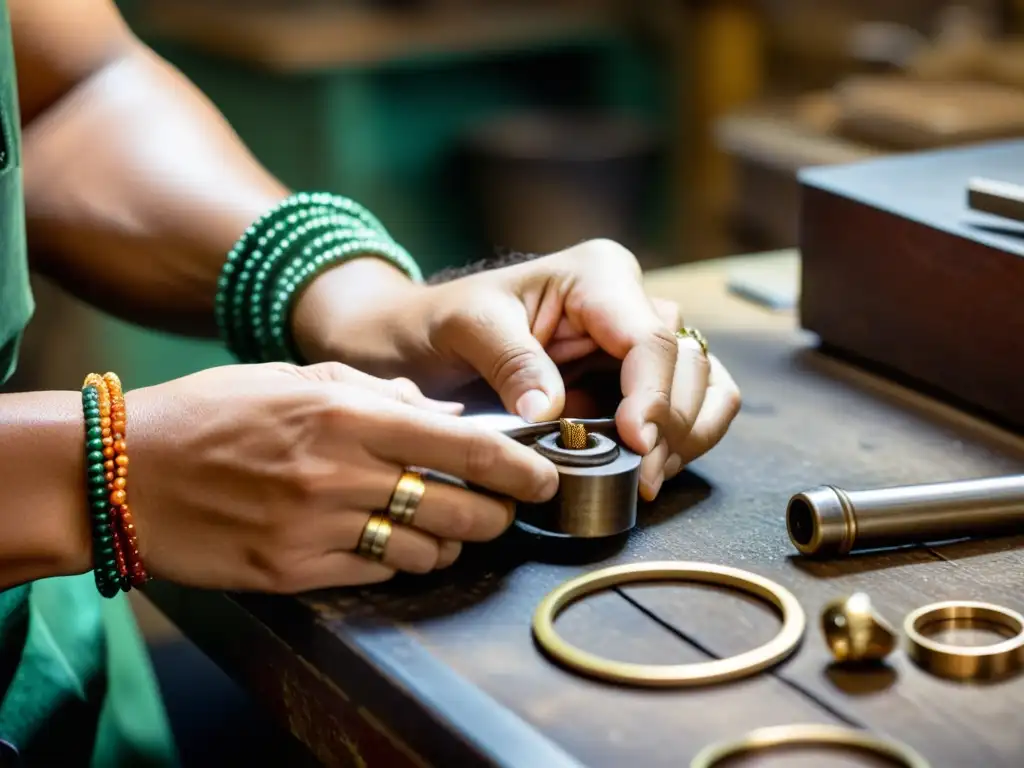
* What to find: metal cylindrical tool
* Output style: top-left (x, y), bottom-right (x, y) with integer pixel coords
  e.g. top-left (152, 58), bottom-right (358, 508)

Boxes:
top-left (787, 475), bottom-right (1024, 557)
top-left (509, 418), bottom-right (641, 538)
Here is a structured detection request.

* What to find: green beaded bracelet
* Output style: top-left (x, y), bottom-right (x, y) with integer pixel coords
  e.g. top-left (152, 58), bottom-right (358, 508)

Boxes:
top-left (243, 215), bottom-right (375, 360)
top-left (215, 192), bottom-right (423, 363)
top-left (81, 385), bottom-right (120, 598)
top-left (217, 192), bottom-right (392, 344)
top-left (225, 207), bottom-right (337, 361)
top-left (250, 222), bottom-right (382, 358)
top-left (268, 237), bottom-right (415, 362)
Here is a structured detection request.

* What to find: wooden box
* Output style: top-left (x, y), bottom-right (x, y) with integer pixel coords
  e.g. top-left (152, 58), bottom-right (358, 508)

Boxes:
top-left (798, 140), bottom-right (1024, 429)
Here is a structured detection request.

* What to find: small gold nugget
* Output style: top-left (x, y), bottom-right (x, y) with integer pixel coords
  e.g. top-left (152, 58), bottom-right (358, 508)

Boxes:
top-left (559, 419), bottom-right (589, 450)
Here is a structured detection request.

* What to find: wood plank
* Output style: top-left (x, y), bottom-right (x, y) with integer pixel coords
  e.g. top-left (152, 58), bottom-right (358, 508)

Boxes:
top-left (615, 329), bottom-right (1024, 766)
top-left (144, 253), bottom-right (1024, 765)
top-left (136, 2), bottom-right (616, 73)
top-left (342, 562), bottom-right (839, 768)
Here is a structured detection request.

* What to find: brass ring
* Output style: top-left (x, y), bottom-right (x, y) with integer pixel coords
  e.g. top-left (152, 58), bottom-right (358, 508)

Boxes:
top-left (532, 561), bottom-right (805, 687)
top-left (690, 724), bottom-right (931, 768)
top-left (676, 326), bottom-right (708, 357)
top-left (387, 470), bottom-right (426, 526)
top-left (904, 600), bottom-right (1024, 681)
top-left (357, 513), bottom-right (392, 562)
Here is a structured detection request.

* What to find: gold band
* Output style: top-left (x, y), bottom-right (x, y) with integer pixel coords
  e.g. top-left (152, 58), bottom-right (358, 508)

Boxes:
top-left (690, 724), bottom-right (931, 768)
top-left (531, 561), bottom-right (805, 687)
top-left (357, 513), bottom-right (393, 562)
top-left (387, 470), bottom-right (426, 526)
top-left (676, 326), bottom-right (708, 357)
top-left (904, 600), bottom-right (1024, 681)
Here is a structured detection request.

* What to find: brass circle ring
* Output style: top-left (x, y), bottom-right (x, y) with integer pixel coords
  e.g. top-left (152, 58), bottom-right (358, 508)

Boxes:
top-left (531, 561), bottom-right (806, 687)
top-left (676, 326), bottom-right (708, 357)
top-left (357, 513), bottom-right (393, 562)
top-left (904, 600), bottom-right (1024, 681)
top-left (690, 724), bottom-right (931, 768)
top-left (387, 470), bottom-right (426, 526)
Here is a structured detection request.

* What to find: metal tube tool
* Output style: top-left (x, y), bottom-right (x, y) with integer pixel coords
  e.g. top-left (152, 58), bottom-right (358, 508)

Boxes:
top-left (473, 415), bottom-right (642, 538)
top-left (787, 475), bottom-right (1024, 557)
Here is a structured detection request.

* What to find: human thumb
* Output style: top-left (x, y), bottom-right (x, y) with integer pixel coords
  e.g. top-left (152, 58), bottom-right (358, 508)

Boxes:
top-left (442, 296), bottom-right (565, 422)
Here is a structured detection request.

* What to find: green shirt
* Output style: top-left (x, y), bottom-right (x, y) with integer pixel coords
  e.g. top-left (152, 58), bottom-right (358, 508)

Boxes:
top-left (0, 3), bottom-right (176, 764)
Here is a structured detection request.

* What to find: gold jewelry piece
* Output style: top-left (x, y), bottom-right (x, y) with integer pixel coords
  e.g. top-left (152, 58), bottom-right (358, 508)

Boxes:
top-left (904, 600), bottom-right (1024, 681)
top-left (690, 724), bottom-right (931, 768)
top-left (676, 326), bottom-right (708, 357)
top-left (532, 561), bottom-right (805, 687)
top-left (357, 513), bottom-right (393, 562)
top-left (386, 470), bottom-right (426, 526)
top-left (558, 419), bottom-right (589, 450)
top-left (821, 592), bottom-right (896, 663)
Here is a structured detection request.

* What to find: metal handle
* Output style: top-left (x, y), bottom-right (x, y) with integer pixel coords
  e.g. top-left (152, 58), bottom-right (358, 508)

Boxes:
top-left (788, 475), bottom-right (1024, 556)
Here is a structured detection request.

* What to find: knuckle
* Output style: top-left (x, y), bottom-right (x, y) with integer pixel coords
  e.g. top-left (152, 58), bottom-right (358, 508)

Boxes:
top-left (290, 461), bottom-right (340, 505)
top-left (390, 376), bottom-right (420, 398)
top-left (443, 500), bottom-right (478, 540)
top-left (651, 326), bottom-right (681, 360)
top-left (462, 432), bottom-right (501, 479)
top-left (585, 239), bottom-right (642, 276)
top-left (490, 343), bottom-right (538, 390)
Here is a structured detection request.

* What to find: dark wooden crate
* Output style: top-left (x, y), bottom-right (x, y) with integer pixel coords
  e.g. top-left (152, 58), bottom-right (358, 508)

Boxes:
top-left (798, 139), bottom-right (1024, 430)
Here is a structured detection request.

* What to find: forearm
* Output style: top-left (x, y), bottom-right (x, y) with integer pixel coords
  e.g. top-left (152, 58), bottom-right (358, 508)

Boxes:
top-left (0, 391), bottom-right (91, 589)
top-left (20, 43), bottom-right (288, 336)
top-left (21, 42), bottom-right (417, 342)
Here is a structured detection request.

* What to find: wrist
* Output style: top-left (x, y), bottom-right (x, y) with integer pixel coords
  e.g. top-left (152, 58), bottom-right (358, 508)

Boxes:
top-left (0, 391), bottom-right (92, 586)
top-left (291, 256), bottom-right (432, 374)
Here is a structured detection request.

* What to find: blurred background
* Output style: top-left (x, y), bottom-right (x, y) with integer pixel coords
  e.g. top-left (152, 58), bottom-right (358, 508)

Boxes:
top-left (10, 0), bottom-right (1024, 763)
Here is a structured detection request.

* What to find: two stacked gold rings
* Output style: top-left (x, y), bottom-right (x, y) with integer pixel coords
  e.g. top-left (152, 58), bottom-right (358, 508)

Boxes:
top-left (356, 469), bottom-right (427, 562)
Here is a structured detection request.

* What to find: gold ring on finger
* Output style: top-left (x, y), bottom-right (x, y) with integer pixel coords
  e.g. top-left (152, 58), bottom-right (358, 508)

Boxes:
top-left (357, 513), bottom-right (393, 562)
top-left (676, 326), bottom-right (708, 357)
top-left (387, 470), bottom-right (426, 526)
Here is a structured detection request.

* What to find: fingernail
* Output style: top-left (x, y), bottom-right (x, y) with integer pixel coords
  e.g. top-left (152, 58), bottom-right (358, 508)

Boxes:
top-left (516, 390), bottom-right (551, 423)
top-left (641, 422), bottom-right (659, 452)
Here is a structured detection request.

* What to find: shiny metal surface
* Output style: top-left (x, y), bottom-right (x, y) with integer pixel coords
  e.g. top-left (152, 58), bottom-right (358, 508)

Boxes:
top-left (787, 475), bottom-right (1024, 557)
top-left (690, 724), bottom-right (930, 768)
top-left (533, 562), bottom-right (806, 687)
top-left (904, 601), bottom-right (1024, 682)
top-left (519, 427), bottom-right (640, 538)
top-left (460, 414), bottom-right (640, 538)
top-left (821, 592), bottom-right (896, 663)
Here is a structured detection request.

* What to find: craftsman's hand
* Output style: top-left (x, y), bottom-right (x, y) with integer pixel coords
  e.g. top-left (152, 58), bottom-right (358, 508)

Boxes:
top-left (297, 240), bottom-right (741, 499)
top-left (124, 363), bottom-right (557, 592)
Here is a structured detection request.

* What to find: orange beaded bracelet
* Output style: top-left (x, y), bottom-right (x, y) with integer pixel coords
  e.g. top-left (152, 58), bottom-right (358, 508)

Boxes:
top-left (83, 372), bottom-right (148, 591)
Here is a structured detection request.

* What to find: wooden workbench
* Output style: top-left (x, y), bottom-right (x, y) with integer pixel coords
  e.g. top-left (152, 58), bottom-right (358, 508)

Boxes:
top-left (144, 251), bottom-right (1024, 767)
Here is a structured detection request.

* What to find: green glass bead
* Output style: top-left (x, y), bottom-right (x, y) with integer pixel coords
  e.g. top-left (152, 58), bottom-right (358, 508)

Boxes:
top-left (86, 450), bottom-right (105, 464)
top-left (85, 425), bottom-right (102, 440)
top-left (85, 438), bottom-right (104, 453)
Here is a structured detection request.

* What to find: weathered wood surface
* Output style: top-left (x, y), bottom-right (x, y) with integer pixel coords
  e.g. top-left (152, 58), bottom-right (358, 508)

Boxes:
top-left (146, 252), bottom-right (1024, 767)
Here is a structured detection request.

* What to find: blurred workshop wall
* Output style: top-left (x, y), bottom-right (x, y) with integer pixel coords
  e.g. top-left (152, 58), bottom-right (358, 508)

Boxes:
top-left (712, 0), bottom-right (1024, 255)
top-left (41, 0), bottom-right (679, 393)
